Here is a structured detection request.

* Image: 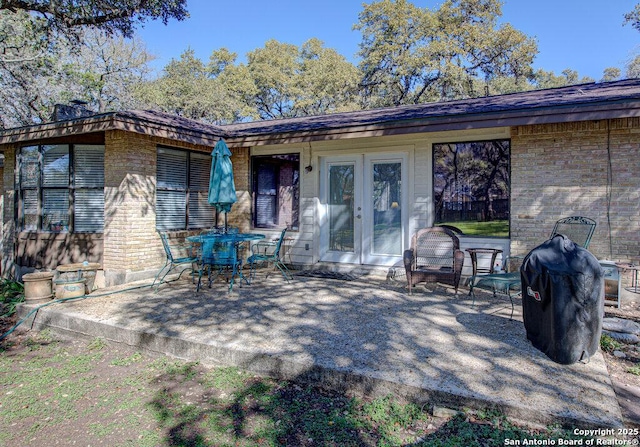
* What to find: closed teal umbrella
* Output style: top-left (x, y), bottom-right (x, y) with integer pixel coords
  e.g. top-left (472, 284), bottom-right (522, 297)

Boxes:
top-left (208, 139), bottom-right (237, 231)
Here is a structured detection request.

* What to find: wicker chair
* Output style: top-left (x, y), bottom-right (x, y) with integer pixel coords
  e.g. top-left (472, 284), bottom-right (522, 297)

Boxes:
top-left (403, 227), bottom-right (465, 294)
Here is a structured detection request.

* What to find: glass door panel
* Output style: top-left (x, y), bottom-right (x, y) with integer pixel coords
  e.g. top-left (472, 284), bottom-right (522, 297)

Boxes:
top-left (321, 157), bottom-right (361, 263)
top-left (372, 161), bottom-right (402, 255)
top-left (328, 163), bottom-right (355, 253)
top-left (320, 153), bottom-right (406, 266)
top-left (363, 153), bottom-right (407, 266)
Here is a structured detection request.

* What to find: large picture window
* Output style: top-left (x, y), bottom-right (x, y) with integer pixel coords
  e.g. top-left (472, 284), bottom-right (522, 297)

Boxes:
top-left (156, 147), bottom-right (214, 231)
top-left (17, 144), bottom-right (105, 233)
top-left (252, 155), bottom-right (299, 230)
top-left (433, 140), bottom-right (510, 237)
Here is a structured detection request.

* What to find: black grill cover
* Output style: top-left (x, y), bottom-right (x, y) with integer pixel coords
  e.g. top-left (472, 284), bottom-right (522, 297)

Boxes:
top-left (520, 234), bottom-right (604, 364)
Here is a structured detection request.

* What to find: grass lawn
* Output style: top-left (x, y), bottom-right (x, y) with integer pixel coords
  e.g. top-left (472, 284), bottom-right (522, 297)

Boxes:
top-left (439, 220), bottom-right (509, 237)
top-left (0, 330), bottom-right (591, 447)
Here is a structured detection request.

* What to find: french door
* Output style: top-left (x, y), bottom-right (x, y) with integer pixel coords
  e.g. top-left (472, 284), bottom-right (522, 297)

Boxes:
top-left (320, 152), bottom-right (408, 266)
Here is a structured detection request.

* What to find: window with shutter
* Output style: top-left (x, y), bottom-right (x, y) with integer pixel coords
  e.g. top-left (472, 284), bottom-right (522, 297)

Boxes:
top-left (74, 145), bottom-right (105, 232)
top-left (156, 147), bottom-right (214, 231)
top-left (17, 144), bottom-right (105, 233)
top-left (188, 152), bottom-right (214, 229)
top-left (18, 146), bottom-right (40, 231)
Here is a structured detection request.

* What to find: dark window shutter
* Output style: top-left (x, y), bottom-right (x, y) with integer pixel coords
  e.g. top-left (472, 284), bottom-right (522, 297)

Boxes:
top-left (74, 145), bottom-right (105, 232)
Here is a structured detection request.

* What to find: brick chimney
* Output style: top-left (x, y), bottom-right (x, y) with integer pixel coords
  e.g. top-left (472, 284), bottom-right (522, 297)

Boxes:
top-left (51, 100), bottom-right (94, 121)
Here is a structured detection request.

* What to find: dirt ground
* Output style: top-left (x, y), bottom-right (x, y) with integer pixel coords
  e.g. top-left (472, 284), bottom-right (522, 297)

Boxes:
top-left (1, 292), bottom-right (640, 431)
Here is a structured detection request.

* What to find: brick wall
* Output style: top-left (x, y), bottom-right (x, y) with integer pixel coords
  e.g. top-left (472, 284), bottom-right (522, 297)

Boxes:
top-left (226, 148), bottom-right (251, 232)
top-left (511, 118), bottom-right (640, 263)
top-left (1, 145), bottom-right (15, 277)
top-left (103, 132), bottom-right (252, 285)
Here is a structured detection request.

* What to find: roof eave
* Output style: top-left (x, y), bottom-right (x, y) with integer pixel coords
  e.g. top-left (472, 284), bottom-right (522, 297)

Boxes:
top-left (225, 101), bottom-right (640, 146)
top-left (0, 112), bottom-right (228, 147)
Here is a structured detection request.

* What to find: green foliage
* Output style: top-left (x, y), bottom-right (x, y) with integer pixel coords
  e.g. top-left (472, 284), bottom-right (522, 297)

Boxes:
top-left (624, 3), bottom-right (640, 32)
top-left (600, 333), bottom-right (623, 352)
top-left (0, 0), bottom-right (189, 39)
top-left (87, 337), bottom-right (108, 351)
top-left (136, 48), bottom-right (257, 124)
top-left (0, 11), bottom-right (155, 128)
top-left (246, 38), bottom-right (361, 119)
top-left (355, 0), bottom-right (538, 107)
top-left (0, 278), bottom-right (24, 317)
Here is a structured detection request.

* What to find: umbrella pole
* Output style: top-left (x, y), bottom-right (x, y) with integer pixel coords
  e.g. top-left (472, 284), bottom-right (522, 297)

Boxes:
top-left (224, 212), bottom-right (228, 233)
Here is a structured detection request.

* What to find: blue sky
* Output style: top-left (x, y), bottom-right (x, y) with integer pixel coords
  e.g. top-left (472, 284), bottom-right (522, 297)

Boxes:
top-left (137, 0), bottom-right (639, 81)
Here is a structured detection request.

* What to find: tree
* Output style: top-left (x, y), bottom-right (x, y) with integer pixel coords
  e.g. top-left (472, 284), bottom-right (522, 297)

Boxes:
top-left (0, 10), bottom-right (68, 127)
top-left (136, 49), bottom-right (257, 124)
top-left (530, 69), bottom-right (593, 90)
top-left (626, 55), bottom-right (640, 79)
top-left (246, 38), bottom-right (360, 119)
top-left (64, 29), bottom-right (155, 112)
top-left (355, 0), bottom-right (538, 107)
top-left (0, 0), bottom-right (176, 127)
top-left (0, 13), bottom-right (155, 128)
top-left (601, 67), bottom-right (621, 83)
top-left (0, 0), bottom-right (188, 38)
top-left (624, 4), bottom-right (640, 32)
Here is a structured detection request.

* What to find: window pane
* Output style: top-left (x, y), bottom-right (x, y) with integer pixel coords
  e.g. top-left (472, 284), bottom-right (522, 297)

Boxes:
top-left (156, 190), bottom-right (186, 231)
top-left (157, 147), bottom-right (187, 190)
top-left (255, 164), bottom-right (277, 227)
top-left (189, 152), bottom-right (210, 190)
top-left (43, 189), bottom-right (69, 231)
top-left (188, 191), bottom-right (215, 229)
top-left (433, 140), bottom-right (510, 237)
top-left (20, 146), bottom-right (40, 188)
top-left (188, 152), bottom-right (214, 229)
top-left (43, 145), bottom-right (69, 187)
top-left (75, 189), bottom-right (104, 232)
top-left (75, 145), bottom-right (105, 187)
top-left (22, 189), bottom-right (38, 231)
top-left (252, 154), bottom-right (300, 230)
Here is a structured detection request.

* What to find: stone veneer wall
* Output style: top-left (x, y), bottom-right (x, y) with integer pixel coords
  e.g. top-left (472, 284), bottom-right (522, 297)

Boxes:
top-left (510, 118), bottom-right (640, 263)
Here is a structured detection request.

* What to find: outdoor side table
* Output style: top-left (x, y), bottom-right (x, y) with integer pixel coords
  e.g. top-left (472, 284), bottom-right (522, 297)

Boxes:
top-left (469, 271), bottom-right (521, 319)
top-left (466, 248), bottom-right (503, 276)
top-left (614, 262), bottom-right (640, 293)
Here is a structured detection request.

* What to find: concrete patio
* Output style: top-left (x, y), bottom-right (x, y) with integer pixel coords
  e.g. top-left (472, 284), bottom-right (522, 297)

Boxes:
top-left (16, 272), bottom-right (623, 429)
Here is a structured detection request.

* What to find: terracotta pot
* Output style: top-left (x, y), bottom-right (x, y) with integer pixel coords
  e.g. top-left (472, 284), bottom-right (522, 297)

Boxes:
top-left (22, 272), bottom-right (54, 302)
top-left (54, 278), bottom-right (86, 299)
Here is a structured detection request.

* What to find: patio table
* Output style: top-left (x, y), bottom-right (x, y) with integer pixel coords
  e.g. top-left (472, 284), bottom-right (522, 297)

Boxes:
top-left (468, 271), bottom-right (521, 319)
top-left (187, 232), bottom-right (265, 290)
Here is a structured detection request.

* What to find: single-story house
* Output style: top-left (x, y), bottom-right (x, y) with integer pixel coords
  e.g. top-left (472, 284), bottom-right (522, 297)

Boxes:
top-left (1, 79), bottom-right (640, 287)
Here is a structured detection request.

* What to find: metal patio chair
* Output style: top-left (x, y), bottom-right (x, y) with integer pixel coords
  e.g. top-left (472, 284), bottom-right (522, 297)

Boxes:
top-left (152, 231), bottom-right (198, 290)
top-left (468, 216), bottom-right (597, 316)
top-left (197, 235), bottom-right (247, 292)
top-left (403, 226), bottom-right (465, 294)
top-left (549, 216), bottom-right (596, 249)
top-left (248, 228), bottom-right (293, 283)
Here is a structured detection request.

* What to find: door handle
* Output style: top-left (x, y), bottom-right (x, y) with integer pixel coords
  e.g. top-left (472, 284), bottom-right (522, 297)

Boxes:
top-left (356, 214), bottom-right (361, 219)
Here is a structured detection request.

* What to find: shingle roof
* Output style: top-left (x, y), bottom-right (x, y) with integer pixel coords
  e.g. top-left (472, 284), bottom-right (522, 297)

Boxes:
top-left (222, 79), bottom-right (640, 144)
top-left (2, 79), bottom-right (640, 146)
top-left (0, 109), bottom-right (228, 146)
